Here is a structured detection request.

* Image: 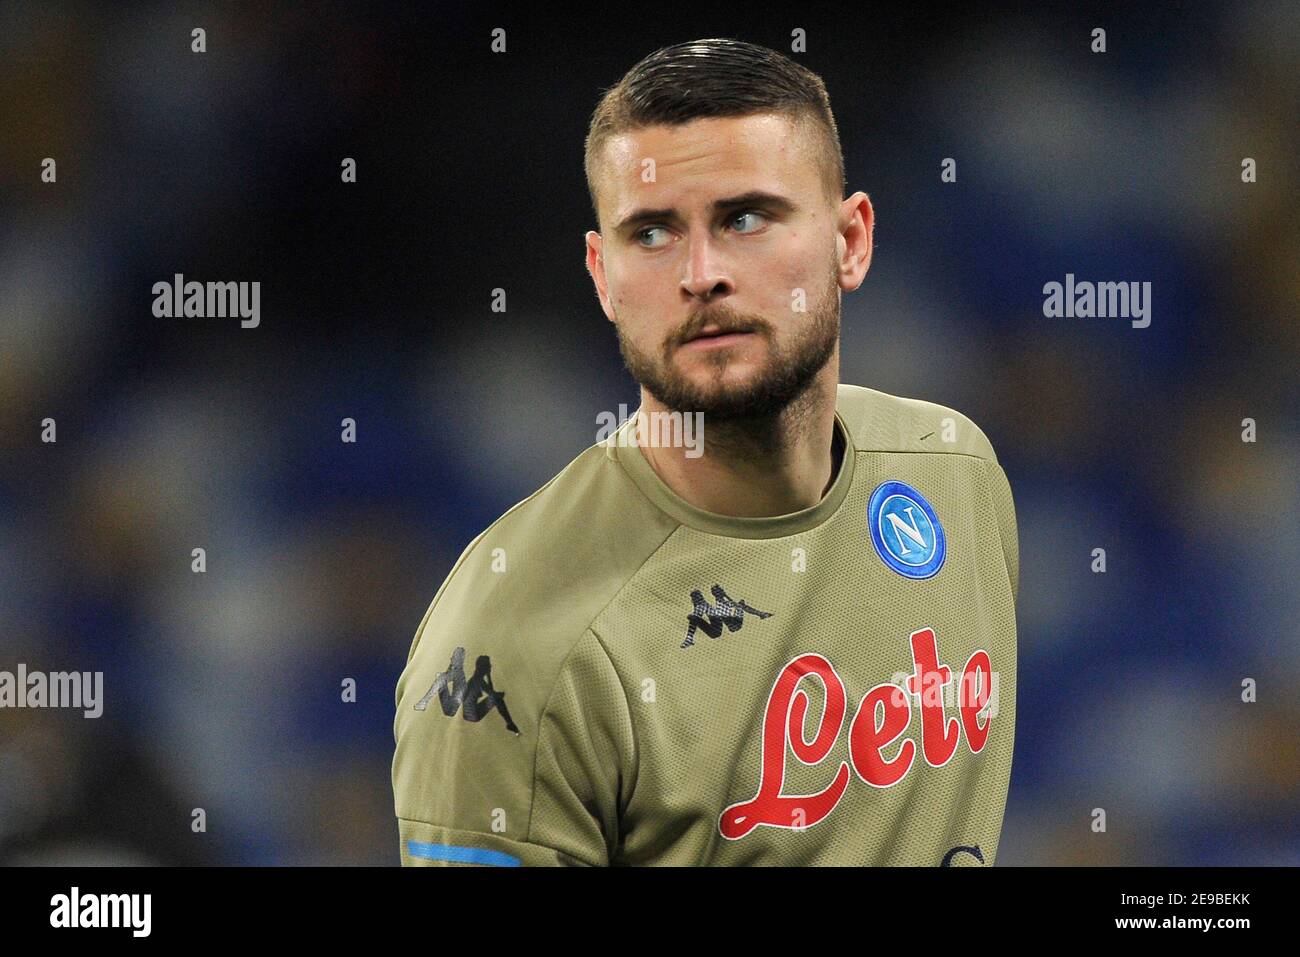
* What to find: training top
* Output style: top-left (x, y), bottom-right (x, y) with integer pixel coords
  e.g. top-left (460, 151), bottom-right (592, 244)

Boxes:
top-left (392, 383), bottom-right (1018, 866)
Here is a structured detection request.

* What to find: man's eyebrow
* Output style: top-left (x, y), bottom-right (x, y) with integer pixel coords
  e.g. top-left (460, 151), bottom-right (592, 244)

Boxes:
top-left (614, 191), bottom-right (798, 233)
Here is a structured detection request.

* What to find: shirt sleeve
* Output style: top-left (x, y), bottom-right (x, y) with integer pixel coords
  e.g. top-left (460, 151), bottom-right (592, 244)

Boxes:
top-left (393, 625), bottom-right (635, 867)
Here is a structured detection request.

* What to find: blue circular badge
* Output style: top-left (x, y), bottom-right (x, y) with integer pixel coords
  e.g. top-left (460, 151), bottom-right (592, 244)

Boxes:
top-left (868, 480), bottom-right (946, 579)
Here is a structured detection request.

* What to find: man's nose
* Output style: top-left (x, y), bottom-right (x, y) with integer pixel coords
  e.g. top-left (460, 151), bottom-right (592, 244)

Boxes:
top-left (680, 231), bottom-right (734, 301)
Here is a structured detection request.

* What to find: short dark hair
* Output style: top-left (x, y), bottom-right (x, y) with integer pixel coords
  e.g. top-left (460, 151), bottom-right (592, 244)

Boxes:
top-left (585, 38), bottom-right (846, 228)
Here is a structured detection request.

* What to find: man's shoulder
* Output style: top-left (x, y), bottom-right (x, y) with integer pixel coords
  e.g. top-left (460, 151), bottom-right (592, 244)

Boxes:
top-left (836, 383), bottom-right (1001, 464)
top-left (405, 434), bottom-right (678, 665)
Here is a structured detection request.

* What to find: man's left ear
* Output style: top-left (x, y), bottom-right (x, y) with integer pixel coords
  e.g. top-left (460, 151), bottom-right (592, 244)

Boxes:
top-left (842, 191), bottom-right (873, 284)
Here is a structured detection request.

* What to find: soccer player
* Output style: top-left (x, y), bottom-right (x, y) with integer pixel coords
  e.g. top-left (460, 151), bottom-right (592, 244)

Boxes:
top-left (393, 38), bottom-right (1018, 866)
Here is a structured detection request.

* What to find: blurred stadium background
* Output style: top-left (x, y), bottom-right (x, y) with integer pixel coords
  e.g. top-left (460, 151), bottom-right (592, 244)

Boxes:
top-left (0, 1), bottom-right (1296, 865)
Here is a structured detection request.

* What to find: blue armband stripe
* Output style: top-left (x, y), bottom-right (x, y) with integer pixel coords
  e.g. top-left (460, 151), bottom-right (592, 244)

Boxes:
top-left (406, 840), bottom-right (521, 866)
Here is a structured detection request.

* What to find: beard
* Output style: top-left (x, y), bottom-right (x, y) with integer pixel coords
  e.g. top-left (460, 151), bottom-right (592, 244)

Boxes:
top-left (613, 257), bottom-right (840, 424)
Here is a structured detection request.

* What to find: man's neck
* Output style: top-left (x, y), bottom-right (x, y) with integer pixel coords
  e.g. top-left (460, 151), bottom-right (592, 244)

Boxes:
top-left (636, 367), bottom-right (841, 519)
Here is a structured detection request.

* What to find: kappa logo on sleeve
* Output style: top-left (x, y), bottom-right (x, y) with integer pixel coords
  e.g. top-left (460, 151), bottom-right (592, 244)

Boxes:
top-left (867, 480), bottom-right (946, 579)
top-left (681, 584), bottom-right (773, 648)
top-left (414, 646), bottom-right (519, 734)
top-left (719, 627), bottom-right (994, 840)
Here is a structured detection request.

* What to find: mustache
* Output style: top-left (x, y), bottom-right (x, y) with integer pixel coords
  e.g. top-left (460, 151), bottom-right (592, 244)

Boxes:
top-left (674, 309), bottom-right (769, 345)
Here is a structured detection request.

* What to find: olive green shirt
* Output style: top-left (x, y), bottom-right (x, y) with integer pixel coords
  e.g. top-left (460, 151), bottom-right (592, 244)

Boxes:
top-left (393, 383), bottom-right (1018, 866)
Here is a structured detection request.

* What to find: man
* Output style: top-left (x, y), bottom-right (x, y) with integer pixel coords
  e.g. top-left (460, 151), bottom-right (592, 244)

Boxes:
top-left (393, 38), bottom-right (1018, 866)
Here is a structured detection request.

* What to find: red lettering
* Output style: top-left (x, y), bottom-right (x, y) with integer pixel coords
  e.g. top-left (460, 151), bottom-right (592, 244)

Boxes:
top-left (959, 650), bottom-right (992, 752)
top-left (905, 627), bottom-right (961, 767)
top-left (849, 682), bottom-right (915, 787)
top-left (722, 629), bottom-right (996, 840)
top-left (719, 653), bottom-right (850, 840)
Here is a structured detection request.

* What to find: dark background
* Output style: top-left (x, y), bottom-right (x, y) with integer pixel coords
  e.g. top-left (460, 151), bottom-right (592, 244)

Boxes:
top-left (0, 1), bottom-right (1296, 864)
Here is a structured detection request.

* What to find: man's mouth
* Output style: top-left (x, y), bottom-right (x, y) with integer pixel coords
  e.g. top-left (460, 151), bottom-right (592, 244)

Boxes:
top-left (681, 329), bottom-right (756, 351)
top-left (685, 325), bottom-right (754, 343)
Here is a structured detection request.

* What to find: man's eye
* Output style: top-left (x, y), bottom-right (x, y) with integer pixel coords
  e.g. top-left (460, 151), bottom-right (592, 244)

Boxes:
top-left (635, 226), bottom-right (669, 247)
top-left (730, 211), bottom-right (766, 232)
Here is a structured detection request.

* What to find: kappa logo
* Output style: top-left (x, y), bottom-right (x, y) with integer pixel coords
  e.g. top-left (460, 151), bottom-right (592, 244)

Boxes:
top-left (414, 646), bottom-right (519, 734)
top-left (868, 480), bottom-right (946, 579)
top-left (719, 627), bottom-right (993, 840)
top-left (682, 584), bottom-right (773, 648)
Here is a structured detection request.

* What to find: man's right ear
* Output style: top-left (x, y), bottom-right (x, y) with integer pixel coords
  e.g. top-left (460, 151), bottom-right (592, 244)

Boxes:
top-left (585, 231), bottom-right (616, 323)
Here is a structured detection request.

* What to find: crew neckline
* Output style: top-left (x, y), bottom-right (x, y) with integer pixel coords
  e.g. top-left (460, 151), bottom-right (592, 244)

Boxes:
top-left (611, 406), bottom-right (857, 539)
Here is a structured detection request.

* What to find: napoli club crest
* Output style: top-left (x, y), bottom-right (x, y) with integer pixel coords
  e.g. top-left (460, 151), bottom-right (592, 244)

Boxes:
top-left (867, 480), bottom-right (946, 579)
